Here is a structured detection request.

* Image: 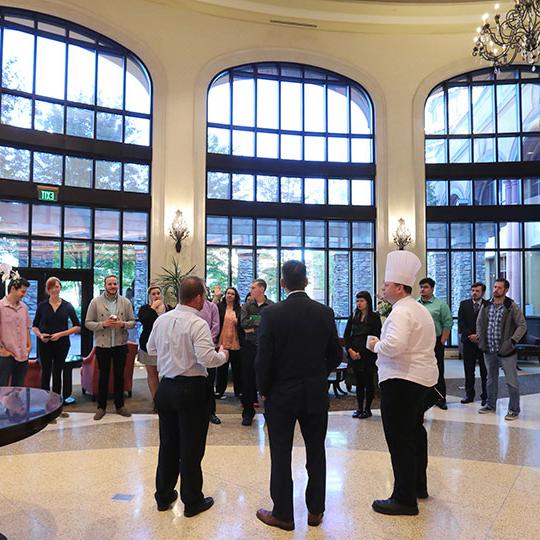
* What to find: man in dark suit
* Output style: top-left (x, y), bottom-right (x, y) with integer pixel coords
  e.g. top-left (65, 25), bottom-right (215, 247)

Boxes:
top-left (457, 282), bottom-right (488, 405)
top-left (255, 260), bottom-right (342, 532)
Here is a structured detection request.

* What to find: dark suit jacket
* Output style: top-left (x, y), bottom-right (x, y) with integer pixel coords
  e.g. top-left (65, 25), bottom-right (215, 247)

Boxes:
top-left (457, 298), bottom-right (487, 347)
top-left (255, 291), bottom-right (342, 413)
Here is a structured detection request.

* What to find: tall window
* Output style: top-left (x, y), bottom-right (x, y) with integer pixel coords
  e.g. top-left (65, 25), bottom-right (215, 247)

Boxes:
top-left (206, 62), bottom-right (375, 331)
top-left (425, 66), bottom-right (540, 341)
top-left (0, 8), bottom-right (152, 312)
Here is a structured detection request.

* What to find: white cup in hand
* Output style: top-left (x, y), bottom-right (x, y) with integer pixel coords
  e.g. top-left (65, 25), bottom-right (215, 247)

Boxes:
top-left (366, 335), bottom-right (379, 352)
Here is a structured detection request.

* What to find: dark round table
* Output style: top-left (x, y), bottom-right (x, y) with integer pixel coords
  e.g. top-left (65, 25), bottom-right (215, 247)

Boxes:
top-left (0, 387), bottom-right (63, 447)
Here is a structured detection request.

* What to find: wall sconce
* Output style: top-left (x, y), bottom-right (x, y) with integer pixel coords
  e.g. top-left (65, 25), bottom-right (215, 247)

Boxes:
top-left (169, 210), bottom-right (190, 253)
top-left (393, 218), bottom-right (412, 250)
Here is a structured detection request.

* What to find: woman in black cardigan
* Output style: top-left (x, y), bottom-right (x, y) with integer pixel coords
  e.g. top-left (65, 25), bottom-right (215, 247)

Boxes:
top-left (343, 291), bottom-right (382, 419)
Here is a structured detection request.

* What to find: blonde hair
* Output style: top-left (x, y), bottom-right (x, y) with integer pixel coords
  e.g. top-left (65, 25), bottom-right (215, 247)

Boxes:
top-left (45, 276), bottom-right (61, 292)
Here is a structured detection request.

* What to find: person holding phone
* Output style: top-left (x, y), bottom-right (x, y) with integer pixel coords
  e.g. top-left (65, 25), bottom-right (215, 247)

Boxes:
top-left (33, 277), bottom-right (80, 409)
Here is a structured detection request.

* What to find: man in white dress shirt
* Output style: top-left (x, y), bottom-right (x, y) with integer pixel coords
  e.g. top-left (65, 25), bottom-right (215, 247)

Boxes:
top-left (367, 250), bottom-right (438, 516)
top-left (147, 276), bottom-right (229, 516)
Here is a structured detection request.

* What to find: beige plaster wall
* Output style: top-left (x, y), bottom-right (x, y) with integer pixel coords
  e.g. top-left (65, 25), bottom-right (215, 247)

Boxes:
top-left (5, 0), bottom-right (488, 289)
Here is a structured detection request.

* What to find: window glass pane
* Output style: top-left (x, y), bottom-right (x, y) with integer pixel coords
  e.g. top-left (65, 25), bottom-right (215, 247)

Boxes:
top-left (304, 83), bottom-right (326, 132)
top-left (125, 59), bottom-right (151, 114)
top-left (207, 171), bottom-right (229, 199)
top-left (0, 237), bottom-right (28, 267)
top-left (352, 222), bottom-right (373, 248)
top-left (450, 180), bottom-right (472, 206)
top-left (257, 79), bottom-right (278, 129)
top-left (123, 211), bottom-right (148, 241)
top-left (351, 138), bottom-right (372, 163)
top-left (35, 36), bottom-right (66, 99)
top-left (257, 249), bottom-right (278, 302)
top-left (474, 179), bottom-right (497, 205)
top-left (475, 250), bottom-right (497, 286)
top-left (281, 220), bottom-right (302, 247)
top-left (475, 222), bottom-right (497, 249)
top-left (328, 137), bottom-right (348, 162)
top-left (328, 85), bottom-right (348, 133)
top-left (305, 221), bottom-right (326, 248)
top-left (280, 134), bottom-right (302, 160)
top-left (67, 44), bottom-right (95, 104)
top-left (451, 252), bottom-right (473, 316)
top-left (64, 206), bottom-right (92, 239)
top-left (448, 86), bottom-right (470, 134)
top-left (305, 250), bottom-right (326, 304)
top-left (496, 83), bottom-right (519, 132)
top-left (125, 116), bottom-right (150, 146)
top-left (124, 163), bottom-right (150, 193)
top-left (33, 152), bottom-right (62, 185)
top-left (523, 136), bottom-right (540, 161)
top-left (206, 247), bottom-right (229, 290)
top-left (32, 205), bottom-right (61, 237)
top-left (499, 222), bottom-right (522, 249)
top-left (499, 251), bottom-right (522, 305)
top-left (425, 86), bottom-right (446, 135)
top-left (65, 156), bottom-right (92, 188)
top-left (427, 252), bottom-right (449, 304)
top-left (208, 73), bottom-right (231, 125)
top-left (525, 222), bottom-right (540, 248)
top-left (232, 130), bottom-right (254, 157)
top-left (31, 239), bottom-right (61, 268)
top-left (233, 77), bottom-right (254, 127)
top-left (472, 85), bottom-right (494, 133)
top-left (329, 251), bottom-right (349, 316)
top-left (66, 107), bottom-right (94, 138)
top-left (2, 29), bottom-right (34, 92)
top-left (97, 53), bottom-right (124, 109)
top-left (427, 223), bottom-right (448, 249)
top-left (34, 101), bottom-right (64, 134)
top-left (0, 200), bottom-right (28, 234)
top-left (524, 178), bottom-right (540, 205)
top-left (1, 94), bottom-right (32, 128)
top-left (208, 127), bottom-right (230, 154)
top-left (232, 218), bottom-right (253, 246)
top-left (256, 219), bottom-right (278, 246)
top-left (525, 252), bottom-right (540, 316)
top-left (122, 244), bottom-right (148, 313)
top-left (256, 175), bottom-right (278, 202)
top-left (206, 216), bottom-right (229, 245)
top-left (328, 178), bottom-right (349, 205)
top-left (498, 136), bottom-right (521, 161)
top-left (450, 223), bottom-right (472, 248)
top-left (96, 112), bottom-right (123, 142)
top-left (281, 177), bottom-right (302, 203)
top-left (95, 160), bottom-right (121, 190)
top-left (329, 221), bottom-right (349, 248)
top-left (426, 180), bottom-right (448, 206)
top-left (449, 139), bottom-right (471, 163)
top-left (232, 173), bottom-right (254, 201)
top-left (280, 81), bottom-right (302, 131)
top-left (499, 179), bottom-right (522, 205)
top-left (352, 251), bottom-right (374, 298)
top-left (94, 243), bottom-right (120, 296)
top-left (350, 86), bottom-right (372, 134)
top-left (256, 132), bottom-right (278, 159)
top-left (473, 138), bottom-right (495, 163)
top-left (304, 178), bottom-right (325, 204)
top-left (351, 179), bottom-right (372, 205)
top-left (304, 136), bottom-right (325, 161)
top-left (63, 241), bottom-right (91, 269)
top-left (425, 139), bottom-right (447, 164)
top-left (521, 84), bottom-right (540, 132)
top-left (0, 146), bottom-right (31, 181)
top-left (231, 248), bottom-right (253, 300)
top-left (95, 209), bottom-right (120, 240)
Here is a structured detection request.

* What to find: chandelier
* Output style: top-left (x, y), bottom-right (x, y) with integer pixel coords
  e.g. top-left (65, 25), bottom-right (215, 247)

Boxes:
top-left (472, 1), bottom-right (540, 69)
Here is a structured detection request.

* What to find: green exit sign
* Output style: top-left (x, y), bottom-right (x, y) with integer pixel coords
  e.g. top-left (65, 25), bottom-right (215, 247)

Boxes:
top-left (37, 186), bottom-right (59, 202)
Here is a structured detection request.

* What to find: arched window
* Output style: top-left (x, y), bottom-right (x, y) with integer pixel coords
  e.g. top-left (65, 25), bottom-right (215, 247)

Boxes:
top-left (206, 62), bottom-right (375, 330)
top-left (424, 66), bottom-right (540, 341)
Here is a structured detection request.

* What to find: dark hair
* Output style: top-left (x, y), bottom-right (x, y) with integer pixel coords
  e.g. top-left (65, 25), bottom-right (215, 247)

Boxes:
top-left (355, 291), bottom-right (374, 315)
top-left (419, 277), bottom-right (435, 288)
top-left (471, 281), bottom-right (486, 293)
top-left (179, 276), bottom-right (206, 304)
top-left (221, 287), bottom-right (240, 310)
top-left (7, 277), bottom-right (30, 293)
top-left (244, 292), bottom-right (252, 303)
top-left (252, 278), bottom-right (267, 291)
top-left (495, 278), bottom-right (510, 290)
top-left (281, 260), bottom-right (307, 291)
top-left (104, 274), bottom-right (118, 284)
top-left (403, 285), bottom-right (413, 295)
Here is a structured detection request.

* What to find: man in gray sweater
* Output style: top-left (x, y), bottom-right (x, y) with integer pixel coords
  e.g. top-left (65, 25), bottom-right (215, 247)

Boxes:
top-left (476, 278), bottom-right (527, 421)
top-left (85, 275), bottom-right (136, 420)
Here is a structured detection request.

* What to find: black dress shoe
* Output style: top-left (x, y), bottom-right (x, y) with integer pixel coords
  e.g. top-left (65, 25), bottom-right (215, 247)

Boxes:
top-left (372, 498), bottom-right (419, 516)
top-left (184, 496), bottom-right (214, 517)
top-left (437, 401), bottom-right (448, 410)
top-left (156, 490), bottom-right (178, 511)
top-left (209, 414), bottom-right (221, 425)
top-left (460, 397), bottom-right (474, 404)
top-left (352, 410), bottom-right (362, 418)
top-left (481, 399), bottom-right (487, 406)
top-left (241, 416), bottom-right (253, 426)
top-left (360, 410), bottom-right (373, 419)
top-left (416, 490), bottom-right (429, 499)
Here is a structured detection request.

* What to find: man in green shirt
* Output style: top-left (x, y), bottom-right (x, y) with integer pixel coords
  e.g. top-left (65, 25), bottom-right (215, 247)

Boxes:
top-left (418, 278), bottom-right (453, 410)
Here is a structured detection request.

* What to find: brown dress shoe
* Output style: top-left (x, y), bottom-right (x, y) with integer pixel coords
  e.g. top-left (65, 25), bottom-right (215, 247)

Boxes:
top-left (256, 509), bottom-right (294, 531)
top-left (308, 512), bottom-right (324, 526)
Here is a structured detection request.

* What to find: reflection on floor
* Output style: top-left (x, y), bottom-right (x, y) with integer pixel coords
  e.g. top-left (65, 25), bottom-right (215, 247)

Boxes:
top-left (1, 359), bottom-right (540, 539)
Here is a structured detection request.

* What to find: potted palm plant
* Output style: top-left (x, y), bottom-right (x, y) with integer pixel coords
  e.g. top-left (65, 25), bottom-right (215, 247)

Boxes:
top-left (155, 258), bottom-right (196, 306)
